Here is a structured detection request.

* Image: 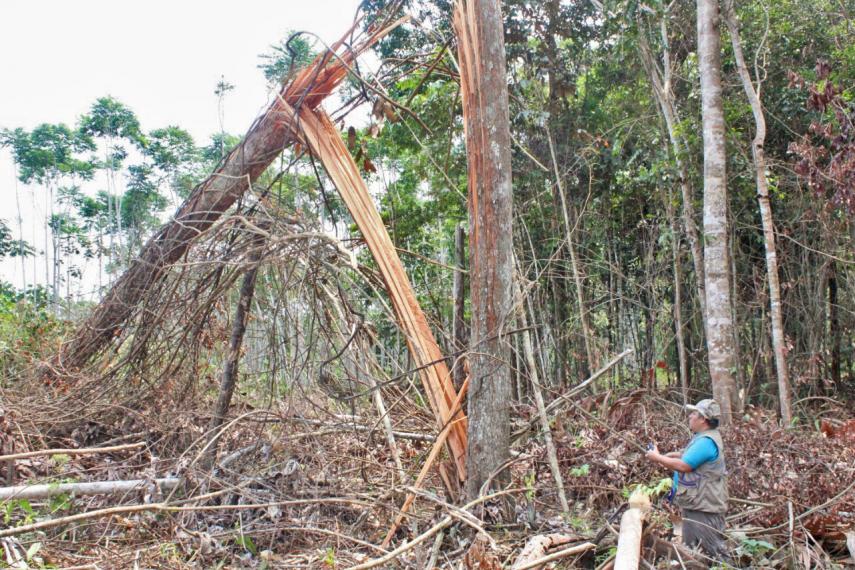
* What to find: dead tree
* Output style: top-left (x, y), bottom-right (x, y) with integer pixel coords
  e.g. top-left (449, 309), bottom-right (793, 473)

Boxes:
top-left (453, 0), bottom-right (515, 500)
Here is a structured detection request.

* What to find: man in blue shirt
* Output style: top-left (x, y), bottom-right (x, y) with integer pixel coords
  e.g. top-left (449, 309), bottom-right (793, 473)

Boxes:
top-left (646, 399), bottom-right (730, 563)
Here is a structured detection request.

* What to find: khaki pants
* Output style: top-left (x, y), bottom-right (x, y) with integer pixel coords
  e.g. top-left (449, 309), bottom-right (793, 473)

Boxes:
top-left (682, 509), bottom-right (731, 565)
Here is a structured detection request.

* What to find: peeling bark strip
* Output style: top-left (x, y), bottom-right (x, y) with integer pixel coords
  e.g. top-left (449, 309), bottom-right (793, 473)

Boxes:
top-left (294, 108), bottom-right (468, 481)
top-left (697, 0), bottom-right (738, 422)
top-left (58, 18), bottom-right (406, 372)
top-left (453, 0), bottom-right (515, 500)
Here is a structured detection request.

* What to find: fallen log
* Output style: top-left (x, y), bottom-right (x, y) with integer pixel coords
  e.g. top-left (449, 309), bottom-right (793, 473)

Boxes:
top-left (0, 442), bottom-right (145, 462)
top-left (513, 542), bottom-right (597, 570)
top-left (511, 533), bottom-right (583, 569)
top-left (0, 477), bottom-right (180, 501)
top-left (56, 15), bottom-right (406, 372)
top-left (614, 491), bottom-right (651, 570)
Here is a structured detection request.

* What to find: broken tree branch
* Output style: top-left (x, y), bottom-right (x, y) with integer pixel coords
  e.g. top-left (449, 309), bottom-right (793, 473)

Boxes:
top-left (0, 477), bottom-right (180, 501)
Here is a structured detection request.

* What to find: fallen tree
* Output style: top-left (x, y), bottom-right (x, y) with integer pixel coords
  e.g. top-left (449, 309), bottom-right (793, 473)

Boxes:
top-left (55, 16), bottom-right (405, 373)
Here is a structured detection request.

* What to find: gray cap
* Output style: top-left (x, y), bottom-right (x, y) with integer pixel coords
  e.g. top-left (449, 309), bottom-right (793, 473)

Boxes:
top-left (686, 398), bottom-right (721, 420)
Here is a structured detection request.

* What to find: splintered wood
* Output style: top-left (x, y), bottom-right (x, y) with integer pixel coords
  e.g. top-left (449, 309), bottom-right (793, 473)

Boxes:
top-left (294, 108), bottom-right (468, 481)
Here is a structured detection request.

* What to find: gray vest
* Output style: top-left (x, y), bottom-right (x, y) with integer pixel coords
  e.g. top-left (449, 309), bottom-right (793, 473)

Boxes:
top-left (674, 429), bottom-right (728, 514)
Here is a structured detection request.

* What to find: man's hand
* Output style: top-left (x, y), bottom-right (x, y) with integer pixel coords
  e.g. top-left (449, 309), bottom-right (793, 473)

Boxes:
top-left (646, 445), bottom-right (694, 473)
top-left (645, 443), bottom-right (660, 461)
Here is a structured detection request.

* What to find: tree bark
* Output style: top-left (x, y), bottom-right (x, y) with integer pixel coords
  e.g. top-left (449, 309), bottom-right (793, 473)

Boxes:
top-left (0, 477), bottom-right (180, 501)
top-left (452, 222), bottom-right (468, 391)
top-left (453, 0), bottom-right (515, 501)
top-left (56, 22), bottom-right (400, 372)
top-left (697, 0), bottom-right (738, 423)
top-left (729, 3), bottom-right (789, 413)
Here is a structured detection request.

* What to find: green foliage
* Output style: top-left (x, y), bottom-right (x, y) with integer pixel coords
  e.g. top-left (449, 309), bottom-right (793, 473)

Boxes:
top-left (0, 219), bottom-right (34, 259)
top-left (258, 31), bottom-right (316, 86)
top-left (3, 498), bottom-right (35, 526)
top-left (80, 96), bottom-right (144, 147)
top-left (570, 464), bottom-right (591, 477)
top-left (737, 537), bottom-right (775, 558)
top-left (524, 471), bottom-right (537, 500)
top-left (323, 547), bottom-right (336, 567)
top-left (623, 477), bottom-right (672, 499)
top-left (1, 123), bottom-right (96, 185)
top-left (0, 284), bottom-right (64, 380)
top-left (234, 534), bottom-right (257, 555)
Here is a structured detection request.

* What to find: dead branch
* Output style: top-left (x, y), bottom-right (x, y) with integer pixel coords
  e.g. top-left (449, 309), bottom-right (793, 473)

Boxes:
top-left (513, 542), bottom-right (597, 570)
top-left (0, 477), bottom-right (179, 501)
top-left (0, 441), bottom-right (145, 462)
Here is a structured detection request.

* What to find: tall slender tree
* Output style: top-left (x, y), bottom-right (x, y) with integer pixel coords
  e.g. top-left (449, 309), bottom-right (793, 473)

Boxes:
top-left (697, 0), bottom-right (738, 422)
top-left (723, 0), bottom-right (792, 424)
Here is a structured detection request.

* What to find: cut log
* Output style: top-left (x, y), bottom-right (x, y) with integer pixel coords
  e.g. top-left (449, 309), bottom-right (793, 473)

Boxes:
top-left (56, 17), bottom-right (406, 372)
top-left (614, 491), bottom-right (651, 570)
top-left (293, 107), bottom-right (468, 480)
top-left (0, 477), bottom-right (180, 501)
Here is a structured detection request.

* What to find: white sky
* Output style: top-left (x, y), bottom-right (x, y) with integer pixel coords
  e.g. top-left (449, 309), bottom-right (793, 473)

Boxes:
top-left (0, 0), bottom-right (364, 291)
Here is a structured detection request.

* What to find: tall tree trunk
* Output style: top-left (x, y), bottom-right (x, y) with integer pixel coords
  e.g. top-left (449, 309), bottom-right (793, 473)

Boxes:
top-left (697, 0), bottom-right (738, 422)
top-left (453, 0), bottom-right (515, 501)
top-left (452, 222), bottom-right (468, 391)
top-left (723, 0), bottom-right (791, 423)
top-left (547, 129), bottom-right (597, 377)
top-left (56, 23), bottom-right (397, 372)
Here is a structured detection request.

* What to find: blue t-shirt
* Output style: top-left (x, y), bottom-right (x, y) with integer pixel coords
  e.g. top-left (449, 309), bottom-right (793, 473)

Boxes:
top-left (671, 435), bottom-right (719, 494)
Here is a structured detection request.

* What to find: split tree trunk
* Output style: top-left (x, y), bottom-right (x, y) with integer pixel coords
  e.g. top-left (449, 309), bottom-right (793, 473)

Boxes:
top-left (697, 0), bottom-right (738, 423)
top-left (724, 0), bottom-right (792, 424)
top-left (56, 21), bottom-right (400, 373)
top-left (453, 0), bottom-right (515, 500)
top-left (294, 107), bottom-right (468, 481)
